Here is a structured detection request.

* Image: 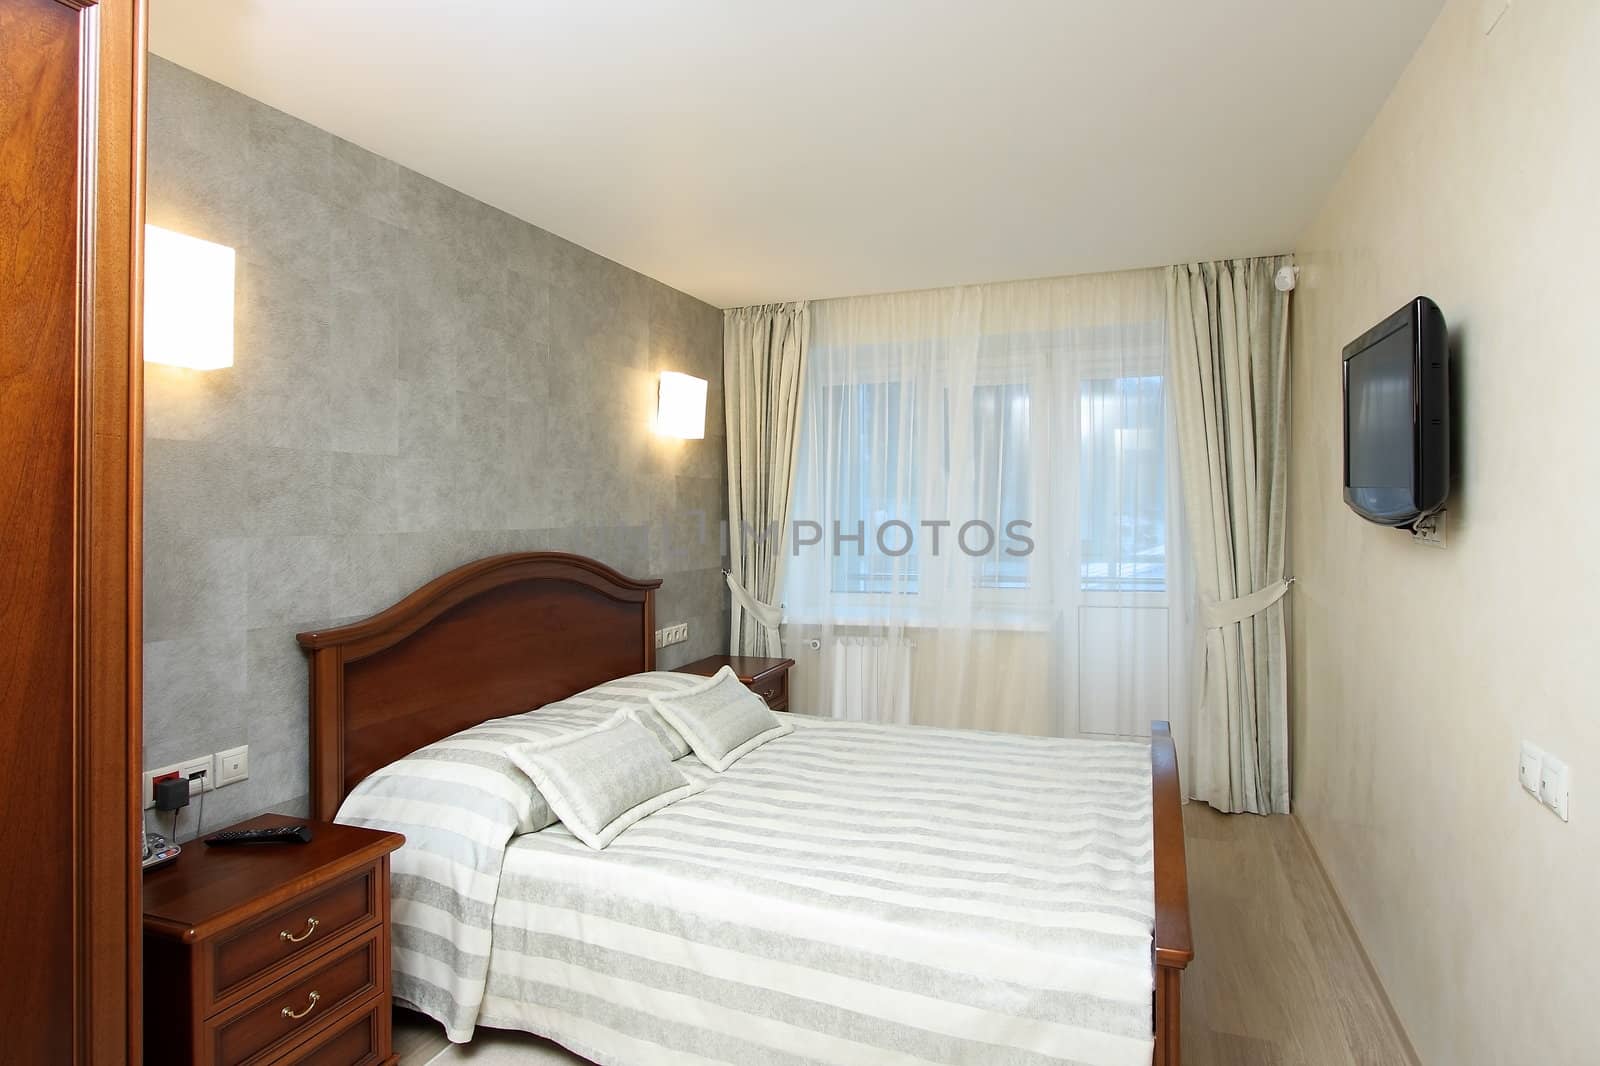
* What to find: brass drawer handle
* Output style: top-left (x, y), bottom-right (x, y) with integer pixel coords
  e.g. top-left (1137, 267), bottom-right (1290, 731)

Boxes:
top-left (281, 990), bottom-right (320, 1021)
top-left (280, 917), bottom-right (319, 943)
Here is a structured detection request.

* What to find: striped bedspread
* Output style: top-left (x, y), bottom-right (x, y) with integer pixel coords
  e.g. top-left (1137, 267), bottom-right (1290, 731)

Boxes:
top-left (334, 672), bottom-right (710, 1039)
top-left (478, 716), bottom-right (1156, 1066)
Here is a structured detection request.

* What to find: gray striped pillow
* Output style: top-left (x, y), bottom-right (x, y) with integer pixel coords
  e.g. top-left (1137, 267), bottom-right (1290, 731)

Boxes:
top-left (505, 709), bottom-right (704, 849)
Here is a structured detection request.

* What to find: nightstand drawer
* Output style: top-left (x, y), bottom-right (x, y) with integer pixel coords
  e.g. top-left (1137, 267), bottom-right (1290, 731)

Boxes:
top-left (210, 928), bottom-right (383, 1066)
top-left (144, 815), bottom-right (403, 1066)
top-left (281, 994), bottom-right (385, 1066)
top-left (751, 670), bottom-right (788, 710)
top-left (211, 863), bottom-right (379, 1007)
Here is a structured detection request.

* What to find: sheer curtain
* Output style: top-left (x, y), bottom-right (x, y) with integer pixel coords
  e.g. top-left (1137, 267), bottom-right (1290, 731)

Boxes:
top-left (779, 269), bottom-right (1194, 781)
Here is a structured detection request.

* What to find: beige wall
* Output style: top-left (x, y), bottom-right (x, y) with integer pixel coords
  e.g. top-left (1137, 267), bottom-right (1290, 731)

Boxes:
top-left (1289, 0), bottom-right (1600, 1061)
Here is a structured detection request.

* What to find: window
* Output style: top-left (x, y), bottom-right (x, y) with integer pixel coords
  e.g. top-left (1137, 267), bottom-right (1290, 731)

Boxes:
top-left (826, 379), bottom-right (1036, 594)
top-left (972, 382), bottom-right (1031, 589)
top-left (1079, 375), bottom-right (1167, 592)
top-left (828, 382), bottom-right (918, 594)
top-left (819, 367), bottom-right (1170, 600)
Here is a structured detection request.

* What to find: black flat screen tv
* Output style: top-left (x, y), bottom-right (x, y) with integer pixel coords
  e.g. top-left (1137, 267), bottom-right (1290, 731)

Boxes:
top-left (1342, 297), bottom-right (1449, 526)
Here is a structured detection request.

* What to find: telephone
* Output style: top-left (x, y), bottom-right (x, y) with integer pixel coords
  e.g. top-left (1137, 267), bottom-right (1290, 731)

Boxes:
top-left (141, 827), bottom-right (181, 871)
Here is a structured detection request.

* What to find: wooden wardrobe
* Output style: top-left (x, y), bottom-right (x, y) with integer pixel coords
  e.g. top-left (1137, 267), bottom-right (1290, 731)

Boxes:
top-left (0, 0), bottom-right (146, 1062)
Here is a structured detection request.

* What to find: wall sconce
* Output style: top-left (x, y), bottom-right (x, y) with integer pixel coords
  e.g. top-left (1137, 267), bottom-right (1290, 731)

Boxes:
top-left (657, 371), bottom-right (707, 439)
top-left (143, 224), bottom-right (235, 370)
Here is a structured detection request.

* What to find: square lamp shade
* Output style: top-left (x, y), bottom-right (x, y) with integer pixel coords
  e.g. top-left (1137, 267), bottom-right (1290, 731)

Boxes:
top-left (143, 224), bottom-right (235, 370)
top-left (657, 371), bottom-right (707, 439)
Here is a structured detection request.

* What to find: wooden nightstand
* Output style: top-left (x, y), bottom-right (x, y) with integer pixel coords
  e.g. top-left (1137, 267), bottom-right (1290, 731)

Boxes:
top-left (142, 813), bottom-right (405, 1066)
top-left (675, 654), bottom-right (795, 711)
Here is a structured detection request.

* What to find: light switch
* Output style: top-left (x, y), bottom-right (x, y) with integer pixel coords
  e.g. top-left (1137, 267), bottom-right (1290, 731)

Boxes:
top-left (1519, 741), bottom-right (1544, 796)
top-left (1539, 754), bottom-right (1570, 822)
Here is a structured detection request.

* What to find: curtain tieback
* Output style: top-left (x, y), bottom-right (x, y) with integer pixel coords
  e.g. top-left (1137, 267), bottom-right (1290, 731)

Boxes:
top-left (1200, 577), bottom-right (1293, 629)
top-left (723, 570), bottom-right (783, 630)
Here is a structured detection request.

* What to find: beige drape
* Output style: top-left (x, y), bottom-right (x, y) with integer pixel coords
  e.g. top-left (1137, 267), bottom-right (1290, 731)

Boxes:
top-left (723, 302), bottom-right (809, 655)
top-left (1168, 258), bottom-right (1292, 814)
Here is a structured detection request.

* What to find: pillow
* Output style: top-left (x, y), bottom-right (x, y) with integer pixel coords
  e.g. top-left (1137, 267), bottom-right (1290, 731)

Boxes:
top-left (561, 672), bottom-right (708, 760)
top-left (648, 666), bottom-right (793, 772)
top-left (505, 709), bottom-right (704, 849)
top-left (350, 702), bottom-right (623, 836)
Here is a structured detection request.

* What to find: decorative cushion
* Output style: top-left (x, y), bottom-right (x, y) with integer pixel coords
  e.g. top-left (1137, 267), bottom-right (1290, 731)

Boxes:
top-left (648, 666), bottom-right (794, 772)
top-left (505, 709), bottom-right (703, 849)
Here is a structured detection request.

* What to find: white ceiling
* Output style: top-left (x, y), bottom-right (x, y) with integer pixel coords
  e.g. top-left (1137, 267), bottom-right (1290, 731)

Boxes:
top-left (150, 0), bottom-right (1443, 309)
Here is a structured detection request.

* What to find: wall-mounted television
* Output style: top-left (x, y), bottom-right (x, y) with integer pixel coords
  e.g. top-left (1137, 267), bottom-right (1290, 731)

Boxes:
top-left (1342, 297), bottom-right (1449, 527)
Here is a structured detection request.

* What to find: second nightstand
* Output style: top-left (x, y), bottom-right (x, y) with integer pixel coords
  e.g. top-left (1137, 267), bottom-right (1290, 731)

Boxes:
top-left (142, 813), bottom-right (405, 1066)
top-left (674, 654), bottom-right (795, 711)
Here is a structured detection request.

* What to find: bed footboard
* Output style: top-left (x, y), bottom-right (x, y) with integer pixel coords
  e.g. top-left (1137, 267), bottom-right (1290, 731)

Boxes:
top-left (1150, 722), bottom-right (1192, 1066)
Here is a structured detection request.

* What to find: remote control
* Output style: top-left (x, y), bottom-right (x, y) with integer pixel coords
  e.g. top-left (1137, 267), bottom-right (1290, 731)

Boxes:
top-left (203, 824), bottom-right (314, 846)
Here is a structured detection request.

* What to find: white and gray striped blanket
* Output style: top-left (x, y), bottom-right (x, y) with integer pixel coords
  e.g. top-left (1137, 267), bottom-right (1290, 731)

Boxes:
top-left (335, 672), bottom-right (710, 1038)
top-left (344, 678), bottom-right (1156, 1065)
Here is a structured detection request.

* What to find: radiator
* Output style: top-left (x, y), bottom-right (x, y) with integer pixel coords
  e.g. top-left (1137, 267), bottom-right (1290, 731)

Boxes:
top-left (826, 635), bottom-right (915, 725)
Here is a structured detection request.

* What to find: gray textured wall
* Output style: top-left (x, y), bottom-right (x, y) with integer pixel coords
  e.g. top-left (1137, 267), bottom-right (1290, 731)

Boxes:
top-left (144, 57), bottom-right (728, 833)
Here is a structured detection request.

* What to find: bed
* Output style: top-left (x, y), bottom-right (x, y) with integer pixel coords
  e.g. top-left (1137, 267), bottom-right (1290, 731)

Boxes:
top-left (298, 552), bottom-right (1192, 1066)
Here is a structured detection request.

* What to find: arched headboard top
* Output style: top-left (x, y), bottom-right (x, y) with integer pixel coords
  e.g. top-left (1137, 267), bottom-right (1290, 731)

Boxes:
top-left (297, 552), bottom-right (663, 819)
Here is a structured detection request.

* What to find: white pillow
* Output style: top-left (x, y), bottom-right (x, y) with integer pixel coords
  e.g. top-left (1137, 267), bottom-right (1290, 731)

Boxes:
top-left (505, 709), bottom-right (703, 849)
top-left (648, 666), bottom-right (793, 772)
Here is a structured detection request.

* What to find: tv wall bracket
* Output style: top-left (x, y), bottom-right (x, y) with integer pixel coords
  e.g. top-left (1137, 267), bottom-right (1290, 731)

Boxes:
top-left (1408, 509), bottom-right (1447, 548)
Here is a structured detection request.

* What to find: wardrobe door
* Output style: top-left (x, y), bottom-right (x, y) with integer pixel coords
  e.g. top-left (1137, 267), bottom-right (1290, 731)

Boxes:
top-left (0, 0), bottom-right (145, 1062)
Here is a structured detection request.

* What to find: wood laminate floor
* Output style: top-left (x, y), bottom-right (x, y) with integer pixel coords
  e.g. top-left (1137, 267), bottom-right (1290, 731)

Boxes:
top-left (1178, 806), bottom-right (1415, 1065)
top-left (395, 805), bottom-right (1416, 1065)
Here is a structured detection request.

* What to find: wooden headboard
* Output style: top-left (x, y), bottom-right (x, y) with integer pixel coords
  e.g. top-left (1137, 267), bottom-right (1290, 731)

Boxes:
top-left (296, 552), bottom-right (661, 819)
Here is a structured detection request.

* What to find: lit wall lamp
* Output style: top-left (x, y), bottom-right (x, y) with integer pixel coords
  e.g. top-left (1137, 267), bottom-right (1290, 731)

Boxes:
top-left (143, 224), bottom-right (235, 370)
top-left (656, 371), bottom-right (707, 439)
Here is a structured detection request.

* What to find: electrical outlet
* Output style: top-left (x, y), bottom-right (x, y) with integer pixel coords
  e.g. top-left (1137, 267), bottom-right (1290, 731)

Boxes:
top-left (142, 755), bottom-right (215, 809)
top-left (1519, 741), bottom-right (1544, 796)
top-left (654, 623), bottom-right (689, 648)
top-left (1539, 753), bottom-right (1570, 822)
top-left (215, 745), bottom-right (249, 787)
